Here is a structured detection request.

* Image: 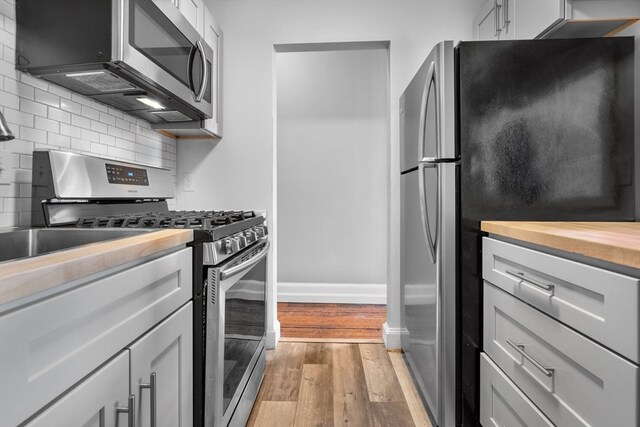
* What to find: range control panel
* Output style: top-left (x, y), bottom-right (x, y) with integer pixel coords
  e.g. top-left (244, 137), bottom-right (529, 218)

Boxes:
top-left (106, 163), bottom-right (149, 186)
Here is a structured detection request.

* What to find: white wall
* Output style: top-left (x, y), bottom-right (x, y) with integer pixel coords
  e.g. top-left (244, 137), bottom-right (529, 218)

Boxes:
top-left (0, 0), bottom-right (178, 228)
top-left (276, 48), bottom-right (389, 300)
top-left (178, 0), bottom-right (482, 348)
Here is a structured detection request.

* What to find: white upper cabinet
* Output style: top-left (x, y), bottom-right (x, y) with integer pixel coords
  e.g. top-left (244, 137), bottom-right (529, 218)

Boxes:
top-left (203, 8), bottom-right (223, 137)
top-left (473, 0), bottom-right (640, 40)
top-left (173, 0), bottom-right (205, 36)
top-left (473, 0), bottom-right (504, 40)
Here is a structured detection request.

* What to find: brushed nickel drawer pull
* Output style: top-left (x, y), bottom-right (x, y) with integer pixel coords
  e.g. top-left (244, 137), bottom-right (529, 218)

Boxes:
top-left (505, 269), bottom-right (555, 293)
top-left (506, 339), bottom-right (555, 378)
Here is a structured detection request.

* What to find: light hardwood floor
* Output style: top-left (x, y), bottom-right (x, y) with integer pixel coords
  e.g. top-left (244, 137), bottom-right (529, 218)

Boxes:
top-left (247, 342), bottom-right (432, 427)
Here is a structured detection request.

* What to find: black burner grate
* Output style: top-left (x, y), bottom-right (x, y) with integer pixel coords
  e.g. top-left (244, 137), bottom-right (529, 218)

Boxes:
top-left (75, 210), bottom-right (258, 230)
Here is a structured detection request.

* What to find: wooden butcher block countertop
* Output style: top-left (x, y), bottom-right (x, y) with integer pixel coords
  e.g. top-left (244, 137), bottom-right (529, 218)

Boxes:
top-left (0, 229), bottom-right (192, 307)
top-left (481, 221), bottom-right (640, 270)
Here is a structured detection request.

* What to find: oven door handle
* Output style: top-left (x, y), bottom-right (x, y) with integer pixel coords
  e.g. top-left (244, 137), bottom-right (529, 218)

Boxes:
top-left (220, 241), bottom-right (270, 281)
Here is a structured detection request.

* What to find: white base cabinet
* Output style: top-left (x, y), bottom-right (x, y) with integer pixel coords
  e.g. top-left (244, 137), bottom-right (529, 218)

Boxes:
top-left (25, 352), bottom-right (130, 427)
top-left (1, 247), bottom-right (193, 426)
top-left (480, 236), bottom-right (640, 426)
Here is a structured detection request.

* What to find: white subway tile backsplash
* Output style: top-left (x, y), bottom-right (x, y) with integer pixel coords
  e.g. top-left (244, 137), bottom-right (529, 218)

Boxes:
top-left (35, 88), bottom-right (60, 108)
top-left (70, 137), bottom-right (90, 152)
top-left (19, 72), bottom-right (48, 91)
top-left (0, 4), bottom-right (178, 228)
top-left (19, 153), bottom-right (31, 169)
top-left (0, 89), bottom-right (18, 109)
top-left (99, 112), bottom-right (116, 126)
top-left (60, 123), bottom-right (82, 138)
top-left (90, 120), bottom-right (108, 134)
top-left (35, 116), bottom-right (59, 133)
top-left (99, 133), bottom-right (115, 146)
top-left (48, 107), bottom-right (71, 124)
top-left (115, 118), bottom-right (129, 130)
top-left (19, 183), bottom-right (31, 197)
top-left (108, 107), bottom-right (124, 119)
top-left (71, 114), bottom-right (91, 130)
top-left (0, 183), bottom-right (18, 197)
top-left (4, 76), bottom-right (34, 99)
top-left (47, 133), bottom-right (71, 148)
top-left (81, 105), bottom-right (100, 121)
top-left (20, 126), bottom-right (46, 144)
top-left (3, 107), bottom-right (32, 126)
top-left (20, 98), bottom-right (46, 117)
top-left (81, 128), bottom-right (100, 143)
top-left (5, 139), bottom-right (33, 155)
top-left (90, 142), bottom-right (108, 155)
top-left (48, 84), bottom-right (72, 99)
top-left (60, 98), bottom-right (82, 115)
top-left (4, 16), bottom-right (14, 34)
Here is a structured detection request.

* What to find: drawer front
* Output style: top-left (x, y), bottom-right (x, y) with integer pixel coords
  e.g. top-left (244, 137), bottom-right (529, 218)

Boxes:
top-left (484, 282), bottom-right (639, 427)
top-left (480, 353), bottom-right (553, 427)
top-left (483, 237), bottom-right (640, 362)
top-left (0, 247), bottom-right (192, 427)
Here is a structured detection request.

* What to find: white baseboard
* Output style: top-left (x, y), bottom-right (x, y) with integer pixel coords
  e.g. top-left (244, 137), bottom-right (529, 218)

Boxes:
top-left (277, 282), bottom-right (387, 304)
top-left (383, 321), bottom-right (407, 350)
top-left (266, 319), bottom-right (280, 349)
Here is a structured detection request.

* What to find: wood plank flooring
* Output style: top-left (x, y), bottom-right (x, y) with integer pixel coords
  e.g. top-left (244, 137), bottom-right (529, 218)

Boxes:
top-left (278, 303), bottom-right (386, 340)
top-left (247, 342), bottom-right (432, 427)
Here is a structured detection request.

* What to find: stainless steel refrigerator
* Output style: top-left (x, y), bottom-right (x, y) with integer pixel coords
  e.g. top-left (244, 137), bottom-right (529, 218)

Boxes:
top-left (400, 37), bottom-right (635, 427)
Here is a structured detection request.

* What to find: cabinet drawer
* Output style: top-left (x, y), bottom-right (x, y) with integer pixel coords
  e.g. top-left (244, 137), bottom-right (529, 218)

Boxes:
top-left (480, 353), bottom-right (553, 427)
top-left (483, 237), bottom-right (640, 362)
top-left (0, 247), bottom-right (192, 427)
top-left (484, 283), bottom-right (639, 427)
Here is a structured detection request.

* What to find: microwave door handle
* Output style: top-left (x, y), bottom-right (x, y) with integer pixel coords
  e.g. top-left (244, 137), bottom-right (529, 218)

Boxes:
top-left (187, 46), bottom-right (196, 95)
top-left (195, 40), bottom-right (208, 102)
top-left (220, 241), bottom-right (270, 281)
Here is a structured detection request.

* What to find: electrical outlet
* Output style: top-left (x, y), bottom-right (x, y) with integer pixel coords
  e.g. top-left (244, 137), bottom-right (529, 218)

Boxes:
top-left (183, 173), bottom-right (194, 192)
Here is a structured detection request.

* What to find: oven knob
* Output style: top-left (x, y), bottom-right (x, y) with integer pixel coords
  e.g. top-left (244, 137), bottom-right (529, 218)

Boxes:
top-left (245, 230), bottom-right (257, 243)
top-left (224, 238), bottom-right (233, 254)
top-left (254, 226), bottom-right (266, 238)
top-left (230, 237), bottom-right (241, 252)
top-left (238, 235), bottom-right (248, 248)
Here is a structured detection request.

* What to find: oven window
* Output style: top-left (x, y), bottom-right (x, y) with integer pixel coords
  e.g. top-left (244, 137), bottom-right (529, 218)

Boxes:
top-left (129, 0), bottom-right (192, 87)
top-left (223, 258), bottom-right (266, 412)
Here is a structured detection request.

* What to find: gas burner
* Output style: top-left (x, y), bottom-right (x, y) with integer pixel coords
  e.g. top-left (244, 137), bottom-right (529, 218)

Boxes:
top-left (75, 210), bottom-right (258, 230)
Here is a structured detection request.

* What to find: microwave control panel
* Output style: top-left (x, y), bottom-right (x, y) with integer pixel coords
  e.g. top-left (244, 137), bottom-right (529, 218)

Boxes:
top-left (106, 163), bottom-right (149, 186)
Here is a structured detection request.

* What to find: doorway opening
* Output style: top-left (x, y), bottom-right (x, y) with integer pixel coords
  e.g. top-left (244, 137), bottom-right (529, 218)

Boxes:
top-left (273, 42), bottom-right (390, 341)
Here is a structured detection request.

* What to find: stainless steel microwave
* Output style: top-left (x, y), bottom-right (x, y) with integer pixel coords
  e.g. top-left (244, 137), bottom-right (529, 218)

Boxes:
top-left (16, 0), bottom-right (213, 124)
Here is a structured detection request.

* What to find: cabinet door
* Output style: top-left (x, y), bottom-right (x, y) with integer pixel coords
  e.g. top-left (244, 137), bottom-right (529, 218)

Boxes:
top-left (129, 303), bottom-right (193, 427)
top-left (179, 0), bottom-right (205, 36)
top-left (473, 0), bottom-right (502, 40)
top-left (512, 0), bottom-right (566, 38)
top-left (203, 8), bottom-right (222, 137)
top-left (25, 352), bottom-right (131, 427)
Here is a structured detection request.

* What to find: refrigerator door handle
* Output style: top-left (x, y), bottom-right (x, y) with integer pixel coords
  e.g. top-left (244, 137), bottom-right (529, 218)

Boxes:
top-left (418, 162), bottom-right (437, 263)
top-left (418, 61), bottom-right (436, 161)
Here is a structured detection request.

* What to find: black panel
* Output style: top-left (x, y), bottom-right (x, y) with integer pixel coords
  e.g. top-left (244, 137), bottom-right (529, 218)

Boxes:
top-left (16, 0), bottom-right (111, 70)
top-left (455, 37), bottom-right (635, 427)
top-left (459, 37), bottom-right (635, 222)
top-left (191, 245), bottom-right (205, 427)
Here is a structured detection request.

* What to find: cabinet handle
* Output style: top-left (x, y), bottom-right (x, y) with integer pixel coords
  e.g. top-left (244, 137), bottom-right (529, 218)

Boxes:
top-left (503, 0), bottom-right (510, 29)
top-left (505, 269), bottom-right (554, 295)
top-left (506, 339), bottom-right (555, 378)
top-left (494, 0), bottom-right (502, 36)
top-left (140, 372), bottom-right (157, 427)
top-left (116, 394), bottom-right (136, 427)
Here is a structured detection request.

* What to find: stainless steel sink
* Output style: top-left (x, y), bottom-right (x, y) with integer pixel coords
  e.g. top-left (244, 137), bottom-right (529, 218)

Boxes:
top-left (0, 228), bottom-right (156, 263)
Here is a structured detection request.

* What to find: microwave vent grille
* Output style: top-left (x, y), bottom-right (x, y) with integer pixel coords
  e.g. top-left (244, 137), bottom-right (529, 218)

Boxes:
top-left (150, 110), bottom-right (192, 122)
top-left (67, 71), bottom-right (136, 92)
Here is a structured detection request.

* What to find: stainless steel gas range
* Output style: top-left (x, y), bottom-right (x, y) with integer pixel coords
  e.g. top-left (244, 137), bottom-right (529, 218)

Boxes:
top-left (31, 150), bottom-right (269, 427)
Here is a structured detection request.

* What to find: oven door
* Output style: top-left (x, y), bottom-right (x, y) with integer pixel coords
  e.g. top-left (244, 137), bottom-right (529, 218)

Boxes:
top-left (118, 0), bottom-right (213, 117)
top-left (205, 241), bottom-right (270, 427)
